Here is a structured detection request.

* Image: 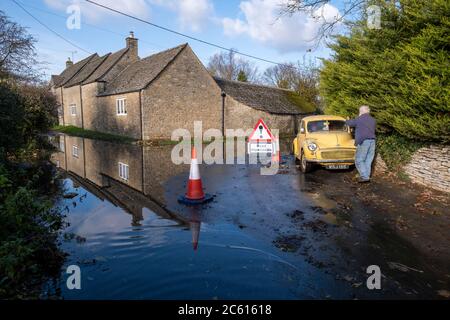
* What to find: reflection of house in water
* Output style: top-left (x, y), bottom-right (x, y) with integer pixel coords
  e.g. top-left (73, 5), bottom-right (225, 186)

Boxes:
top-left (50, 135), bottom-right (189, 228)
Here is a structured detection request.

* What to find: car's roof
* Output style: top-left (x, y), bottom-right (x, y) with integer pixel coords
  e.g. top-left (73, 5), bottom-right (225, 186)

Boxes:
top-left (302, 115), bottom-right (346, 121)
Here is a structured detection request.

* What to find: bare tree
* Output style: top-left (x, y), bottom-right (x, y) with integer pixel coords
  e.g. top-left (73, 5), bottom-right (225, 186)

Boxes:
top-left (280, 0), bottom-right (367, 45)
top-left (264, 59), bottom-right (322, 110)
top-left (263, 63), bottom-right (298, 89)
top-left (0, 10), bottom-right (39, 81)
top-left (207, 50), bottom-right (260, 82)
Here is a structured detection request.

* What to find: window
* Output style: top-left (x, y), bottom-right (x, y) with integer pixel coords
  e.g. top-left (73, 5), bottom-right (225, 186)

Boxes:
top-left (307, 120), bottom-right (347, 133)
top-left (59, 138), bottom-right (65, 152)
top-left (70, 104), bottom-right (77, 116)
top-left (116, 98), bottom-right (127, 115)
top-left (72, 145), bottom-right (79, 158)
top-left (118, 162), bottom-right (129, 181)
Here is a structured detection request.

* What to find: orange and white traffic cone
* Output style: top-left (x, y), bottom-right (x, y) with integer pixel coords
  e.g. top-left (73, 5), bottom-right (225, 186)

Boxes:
top-left (178, 146), bottom-right (214, 205)
top-left (271, 151), bottom-right (280, 163)
top-left (185, 147), bottom-right (204, 200)
top-left (271, 138), bottom-right (281, 163)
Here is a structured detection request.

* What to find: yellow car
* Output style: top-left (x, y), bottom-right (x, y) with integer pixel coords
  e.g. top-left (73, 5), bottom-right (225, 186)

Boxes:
top-left (292, 115), bottom-right (356, 173)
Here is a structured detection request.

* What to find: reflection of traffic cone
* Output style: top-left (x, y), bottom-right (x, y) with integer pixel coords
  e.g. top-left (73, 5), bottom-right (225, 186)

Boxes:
top-left (178, 146), bottom-right (214, 205)
top-left (190, 220), bottom-right (200, 251)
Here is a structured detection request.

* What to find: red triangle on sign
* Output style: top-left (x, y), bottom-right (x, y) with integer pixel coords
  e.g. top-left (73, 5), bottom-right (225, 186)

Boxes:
top-left (248, 118), bottom-right (275, 142)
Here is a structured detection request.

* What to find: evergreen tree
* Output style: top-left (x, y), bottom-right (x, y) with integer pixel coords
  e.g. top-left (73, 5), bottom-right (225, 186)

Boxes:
top-left (237, 69), bottom-right (248, 82)
top-left (320, 0), bottom-right (449, 142)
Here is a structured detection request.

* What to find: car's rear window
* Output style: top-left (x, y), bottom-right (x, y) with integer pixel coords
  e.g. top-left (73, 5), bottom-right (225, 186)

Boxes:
top-left (307, 120), bottom-right (347, 132)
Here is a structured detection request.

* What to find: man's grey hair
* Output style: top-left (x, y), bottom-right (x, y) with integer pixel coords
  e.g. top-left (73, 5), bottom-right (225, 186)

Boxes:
top-left (359, 105), bottom-right (370, 115)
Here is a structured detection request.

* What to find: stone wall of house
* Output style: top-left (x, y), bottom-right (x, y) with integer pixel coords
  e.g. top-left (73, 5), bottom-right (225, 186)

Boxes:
top-left (141, 46), bottom-right (222, 139)
top-left (94, 91), bottom-right (142, 139)
top-left (62, 85), bottom-right (83, 127)
top-left (81, 82), bottom-right (101, 132)
top-left (225, 97), bottom-right (302, 137)
top-left (404, 145), bottom-right (450, 193)
top-left (51, 86), bottom-right (64, 125)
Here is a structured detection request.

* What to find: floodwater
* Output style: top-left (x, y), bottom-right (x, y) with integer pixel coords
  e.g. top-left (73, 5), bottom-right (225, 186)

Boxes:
top-left (45, 134), bottom-right (450, 299)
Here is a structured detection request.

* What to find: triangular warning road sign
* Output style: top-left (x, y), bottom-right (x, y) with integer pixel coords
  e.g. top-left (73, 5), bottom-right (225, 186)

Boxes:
top-left (248, 118), bottom-right (275, 142)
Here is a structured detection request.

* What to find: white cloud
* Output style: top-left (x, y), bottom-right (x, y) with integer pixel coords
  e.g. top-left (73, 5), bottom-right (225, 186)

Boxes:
top-left (177, 0), bottom-right (213, 32)
top-left (44, 0), bottom-right (151, 22)
top-left (151, 0), bottom-right (213, 32)
top-left (221, 0), bottom-right (340, 53)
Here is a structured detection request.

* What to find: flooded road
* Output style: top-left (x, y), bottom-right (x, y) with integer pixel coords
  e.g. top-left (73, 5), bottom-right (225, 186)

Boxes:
top-left (46, 135), bottom-right (450, 299)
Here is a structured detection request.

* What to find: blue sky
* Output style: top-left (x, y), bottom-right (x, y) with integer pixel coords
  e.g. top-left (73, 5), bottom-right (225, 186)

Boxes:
top-left (3, 0), bottom-right (344, 79)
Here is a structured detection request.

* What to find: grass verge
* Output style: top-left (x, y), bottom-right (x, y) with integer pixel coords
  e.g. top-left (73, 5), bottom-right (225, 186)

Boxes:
top-left (52, 125), bottom-right (136, 144)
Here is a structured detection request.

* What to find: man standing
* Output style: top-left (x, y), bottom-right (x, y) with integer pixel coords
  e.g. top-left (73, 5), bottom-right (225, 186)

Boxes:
top-left (346, 105), bottom-right (376, 183)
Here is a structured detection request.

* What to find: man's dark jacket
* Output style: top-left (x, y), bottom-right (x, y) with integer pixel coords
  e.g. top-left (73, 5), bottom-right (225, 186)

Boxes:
top-left (345, 113), bottom-right (376, 146)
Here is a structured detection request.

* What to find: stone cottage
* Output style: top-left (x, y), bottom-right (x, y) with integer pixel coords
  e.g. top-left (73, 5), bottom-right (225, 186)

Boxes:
top-left (51, 33), bottom-right (315, 140)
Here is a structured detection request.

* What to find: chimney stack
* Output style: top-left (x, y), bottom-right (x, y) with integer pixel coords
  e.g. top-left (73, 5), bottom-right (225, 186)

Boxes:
top-left (66, 57), bottom-right (73, 68)
top-left (126, 31), bottom-right (138, 60)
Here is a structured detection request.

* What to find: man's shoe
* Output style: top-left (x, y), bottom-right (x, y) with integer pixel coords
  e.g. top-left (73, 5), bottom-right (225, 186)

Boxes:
top-left (358, 177), bottom-right (370, 183)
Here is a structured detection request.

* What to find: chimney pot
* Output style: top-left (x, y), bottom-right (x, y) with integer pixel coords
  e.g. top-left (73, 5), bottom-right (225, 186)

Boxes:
top-left (66, 57), bottom-right (73, 68)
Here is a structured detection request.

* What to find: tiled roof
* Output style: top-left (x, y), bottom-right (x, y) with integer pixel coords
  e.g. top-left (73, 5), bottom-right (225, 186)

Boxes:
top-left (99, 44), bottom-right (187, 96)
top-left (64, 53), bottom-right (110, 88)
top-left (52, 54), bottom-right (98, 87)
top-left (50, 75), bottom-right (62, 86)
top-left (83, 48), bottom-right (129, 84)
top-left (214, 77), bottom-right (316, 115)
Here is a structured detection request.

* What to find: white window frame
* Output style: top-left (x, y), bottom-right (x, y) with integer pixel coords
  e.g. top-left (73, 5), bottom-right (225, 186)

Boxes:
top-left (118, 162), bottom-right (129, 181)
top-left (72, 145), bottom-right (79, 158)
top-left (59, 139), bottom-right (65, 152)
top-left (116, 98), bottom-right (127, 115)
top-left (70, 104), bottom-right (77, 116)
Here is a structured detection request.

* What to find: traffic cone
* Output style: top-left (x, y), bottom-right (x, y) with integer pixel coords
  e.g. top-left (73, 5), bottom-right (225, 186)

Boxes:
top-left (271, 138), bottom-right (280, 163)
top-left (271, 151), bottom-right (280, 163)
top-left (185, 147), bottom-right (204, 200)
top-left (178, 146), bottom-right (214, 205)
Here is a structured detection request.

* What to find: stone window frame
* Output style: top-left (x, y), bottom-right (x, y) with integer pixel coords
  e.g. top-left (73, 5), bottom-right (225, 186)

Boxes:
top-left (116, 98), bottom-right (127, 116)
top-left (70, 103), bottom-right (77, 116)
top-left (72, 145), bottom-right (79, 158)
top-left (118, 162), bottom-right (129, 181)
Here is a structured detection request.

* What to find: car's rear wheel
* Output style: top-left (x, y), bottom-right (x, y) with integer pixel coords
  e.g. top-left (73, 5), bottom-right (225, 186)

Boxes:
top-left (300, 150), bottom-right (313, 173)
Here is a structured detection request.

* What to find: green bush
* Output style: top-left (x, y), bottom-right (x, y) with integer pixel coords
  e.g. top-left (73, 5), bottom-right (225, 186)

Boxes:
top-left (377, 133), bottom-right (425, 171)
top-left (320, 0), bottom-right (450, 143)
top-left (0, 164), bottom-right (65, 298)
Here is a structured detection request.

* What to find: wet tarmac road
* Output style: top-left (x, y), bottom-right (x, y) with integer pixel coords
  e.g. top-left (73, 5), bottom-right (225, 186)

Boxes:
top-left (47, 137), bottom-right (450, 299)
